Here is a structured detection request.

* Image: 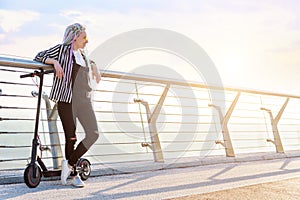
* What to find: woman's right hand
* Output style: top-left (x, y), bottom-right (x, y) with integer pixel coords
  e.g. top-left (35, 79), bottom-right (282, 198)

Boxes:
top-left (45, 58), bottom-right (64, 79)
top-left (53, 60), bottom-right (64, 79)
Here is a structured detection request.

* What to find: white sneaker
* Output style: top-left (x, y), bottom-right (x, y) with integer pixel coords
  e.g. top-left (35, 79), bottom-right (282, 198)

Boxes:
top-left (61, 160), bottom-right (72, 185)
top-left (72, 175), bottom-right (85, 188)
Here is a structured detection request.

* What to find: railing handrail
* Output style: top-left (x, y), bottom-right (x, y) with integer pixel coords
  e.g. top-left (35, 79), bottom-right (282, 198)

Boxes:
top-left (1, 55), bottom-right (299, 99)
top-left (0, 56), bottom-right (52, 70)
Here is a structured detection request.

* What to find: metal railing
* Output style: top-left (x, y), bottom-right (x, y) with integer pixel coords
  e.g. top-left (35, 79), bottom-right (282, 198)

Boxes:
top-left (1, 56), bottom-right (300, 171)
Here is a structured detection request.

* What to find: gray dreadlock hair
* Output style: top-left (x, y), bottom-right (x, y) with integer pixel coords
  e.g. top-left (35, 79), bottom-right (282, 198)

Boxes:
top-left (62, 23), bottom-right (86, 45)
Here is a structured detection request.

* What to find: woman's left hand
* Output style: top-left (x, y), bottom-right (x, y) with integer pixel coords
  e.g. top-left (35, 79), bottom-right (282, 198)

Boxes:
top-left (92, 65), bottom-right (101, 84)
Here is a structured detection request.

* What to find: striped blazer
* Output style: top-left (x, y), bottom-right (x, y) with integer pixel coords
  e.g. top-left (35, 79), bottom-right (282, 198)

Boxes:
top-left (34, 44), bottom-right (85, 103)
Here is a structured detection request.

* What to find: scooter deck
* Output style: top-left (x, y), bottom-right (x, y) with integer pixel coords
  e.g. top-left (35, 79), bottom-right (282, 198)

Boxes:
top-left (43, 170), bottom-right (61, 177)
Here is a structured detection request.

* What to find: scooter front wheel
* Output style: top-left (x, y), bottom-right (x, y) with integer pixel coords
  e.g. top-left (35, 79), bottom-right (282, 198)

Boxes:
top-left (24, 164), bottom-right (42, 188)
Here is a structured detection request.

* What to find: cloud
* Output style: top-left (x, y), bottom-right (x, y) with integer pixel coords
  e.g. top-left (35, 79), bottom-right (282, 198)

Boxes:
top-left (1, 1), bottom-right (300, 93)
top-left (58, 3), bottom-right (300, 55)
top-left (0, 34), bottom-right (61, 58)
top-left (0, 34), bottom-right (5, 41)
top-left (0, 9), bottom-right (40, 32)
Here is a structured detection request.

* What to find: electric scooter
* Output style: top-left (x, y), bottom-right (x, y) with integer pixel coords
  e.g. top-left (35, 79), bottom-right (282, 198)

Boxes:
top-left (20, 68), bottom-right (91, 188)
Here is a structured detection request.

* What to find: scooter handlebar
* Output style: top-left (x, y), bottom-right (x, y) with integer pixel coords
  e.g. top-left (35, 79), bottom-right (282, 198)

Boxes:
top-left (20, 69), bottom-right (55, 79)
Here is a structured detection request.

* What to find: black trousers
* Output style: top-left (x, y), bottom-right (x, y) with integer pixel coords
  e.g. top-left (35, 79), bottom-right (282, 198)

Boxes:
top-left (57, 62), bottom-right (99, 170)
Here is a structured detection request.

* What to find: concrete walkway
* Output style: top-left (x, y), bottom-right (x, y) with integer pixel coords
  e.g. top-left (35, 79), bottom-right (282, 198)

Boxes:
top-left (170, 177), bottom-right (300, 200)
top-left (1, 156), bottom-right (300, 199)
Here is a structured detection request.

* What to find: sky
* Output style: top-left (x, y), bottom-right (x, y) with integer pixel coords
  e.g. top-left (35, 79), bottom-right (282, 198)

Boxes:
top-left (1, 0), bottom-right (300, 94)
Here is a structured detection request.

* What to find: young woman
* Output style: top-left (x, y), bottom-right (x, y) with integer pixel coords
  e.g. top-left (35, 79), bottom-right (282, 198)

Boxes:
top-left (34, 23), bottom-right (101, 187)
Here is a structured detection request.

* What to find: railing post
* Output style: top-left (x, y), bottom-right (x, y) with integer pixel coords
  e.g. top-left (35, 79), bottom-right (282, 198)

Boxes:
top-left (209, 92), bottom-right (240, 157)
top-left (261, 98), bottom-right (289, 153)
top-left (134, 84), bottom-right (170, 163)
top-left (42, 94), bottom-right (63, 169)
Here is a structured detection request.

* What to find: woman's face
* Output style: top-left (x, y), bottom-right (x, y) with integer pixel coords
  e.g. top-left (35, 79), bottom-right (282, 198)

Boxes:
top-left (74, 31), bottom-right (88, 50)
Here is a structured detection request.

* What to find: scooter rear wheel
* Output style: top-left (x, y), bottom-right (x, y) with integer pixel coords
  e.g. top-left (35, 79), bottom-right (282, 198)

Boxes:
top-left (77, 158), bottom-right (91, 181)
top-left (24, 164), bottom-right (42, 188)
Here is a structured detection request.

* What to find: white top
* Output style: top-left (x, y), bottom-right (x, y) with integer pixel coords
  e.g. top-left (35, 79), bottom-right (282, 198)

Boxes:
top-left (73, 50), bottom-right (86, 67)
